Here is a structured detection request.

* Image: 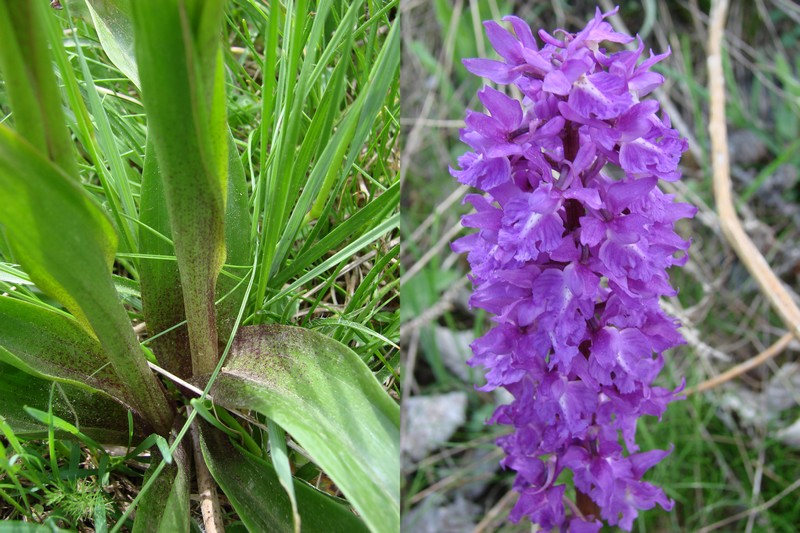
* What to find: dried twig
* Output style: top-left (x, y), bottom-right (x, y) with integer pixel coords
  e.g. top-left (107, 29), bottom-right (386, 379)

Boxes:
top-left (401, 275), bottom-right (470, 334)
top-left (189, 410), bottom-right (225, 533)
top-left (473, 489), bottom-right (518, 533)
top-left (707, 0), bottom-right (800, 377)
top-left (687, 332), bottom-right (794, 395)
top-left (400, 223), bottom-right (464, 285)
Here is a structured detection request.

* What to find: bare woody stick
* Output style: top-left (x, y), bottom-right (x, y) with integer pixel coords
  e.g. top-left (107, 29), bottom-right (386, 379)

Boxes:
top-left (189, 411), bottom-right (225, 533)
top-left (707, 0), bottom-right (800, 377)
top-left (688, 332), bottom-right (794, 395)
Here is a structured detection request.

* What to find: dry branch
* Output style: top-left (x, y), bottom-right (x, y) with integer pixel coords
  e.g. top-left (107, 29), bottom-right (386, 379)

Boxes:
top-left (189, 413), bottom-right (225, 533)
top-left (687, 332), bottom-right (794, 395)
top-left (706, 0), bottom-right (800, 380)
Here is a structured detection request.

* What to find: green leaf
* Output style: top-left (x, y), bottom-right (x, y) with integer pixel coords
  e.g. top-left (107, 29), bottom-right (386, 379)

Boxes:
top-left (0, 125), bottom-right (113, 331)
top-left (198, 420), bottom-right (370, 533)
top-left (139, 138), bottom-right (191, 378)
top-left (217, 132), bottom-right (252, 347)
top-left (84, 0), bottom-right (139, 88)
top-left (132, 440), bottom-right (190, 533)
top-left (132, 1), bottom-right (229, 375)
top-left (0, 1), bottom-right (79, 178)
top-left (267, 419), bottom-right (300, 533)
top-left (0, 125), bottom-right (172, 434)
top-left (0, 362), bottom-right (145, 444)
top-left (211, 325), bottom-right (400, 533)
top-left (0, 296), bottom-right (136, 409)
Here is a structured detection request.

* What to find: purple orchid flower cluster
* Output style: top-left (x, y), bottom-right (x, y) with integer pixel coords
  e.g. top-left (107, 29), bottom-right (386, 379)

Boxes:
top-left (451, 7), bottom-right (695, 532)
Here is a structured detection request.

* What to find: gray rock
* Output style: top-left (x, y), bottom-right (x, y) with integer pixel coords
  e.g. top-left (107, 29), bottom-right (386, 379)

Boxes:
top-left (434, 327), bottom-right (474, 382)
top-left (776, 418), bottom-right (800, 449)
top-left (402, 392), bottom-right (468, 465)
top-left (402, 494), bottom-right (480, 533)
top-left (729, 130), bottom-right (768, 166)
top-left (718, 363), bottom-right (800, 434)
top-left (765, 363), bottom-right (800, 413)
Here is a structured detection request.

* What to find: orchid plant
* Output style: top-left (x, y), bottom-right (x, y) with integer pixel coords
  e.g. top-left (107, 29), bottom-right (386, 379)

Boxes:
top-left (452, 7), bottom-right (695, 532)
top-left (0, 1), bottom-right (398, 531)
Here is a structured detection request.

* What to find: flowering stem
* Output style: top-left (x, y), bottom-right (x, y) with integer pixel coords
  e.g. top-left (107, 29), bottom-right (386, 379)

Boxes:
top-left (564, 198), bottom-right (584, 232)
top-left (576, 489), bottom-right (600, 519)
top-left (564, 121), bottom-right (580, 162)
top-left (453, 8), bottom-right (693, 531)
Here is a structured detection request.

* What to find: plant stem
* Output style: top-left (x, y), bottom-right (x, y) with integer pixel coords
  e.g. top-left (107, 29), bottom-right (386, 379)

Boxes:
top-left (190, 417), bottom-right (225, 533)
top-left (576, 489), bottom-right (599, 519)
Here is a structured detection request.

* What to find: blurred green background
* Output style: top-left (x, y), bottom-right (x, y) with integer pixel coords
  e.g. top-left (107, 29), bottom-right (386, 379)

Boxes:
top-left (400, 1), bottom-right (800, 531)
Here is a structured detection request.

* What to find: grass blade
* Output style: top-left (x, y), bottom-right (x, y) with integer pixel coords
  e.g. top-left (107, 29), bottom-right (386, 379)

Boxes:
top-left (267, 419), bottom-right (300, 533)
top-left (43, 6), bottom-right (136, 252)
top-left (266, 213), bottom-right (399, 307)
top-left (63, 8), bottom-right (139, 250)
top-left (274, 182), bottom-right (399, 286)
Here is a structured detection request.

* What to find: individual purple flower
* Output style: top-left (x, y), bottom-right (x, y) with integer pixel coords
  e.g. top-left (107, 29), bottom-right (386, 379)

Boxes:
top-left (462, 16), bottom-right (547, 84)
top-left (452, 6), bottom-right (695, 532)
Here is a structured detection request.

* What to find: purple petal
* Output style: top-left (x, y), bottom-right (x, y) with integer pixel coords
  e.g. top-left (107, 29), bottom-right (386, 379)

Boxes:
top-left (463, 58), bottom-right (520, 84)
top-left (484, 20), bottom-right (524, 63)
top-left (503, 16), bottom-right (537, 50)
top-left (617, 101), bottom-right (659, 141)
top-left (465, 109), bottom-right (504, 140)
top-left (569, 72), bottom-right (633, 119)
top-left (579, 216), bottom-right (606, 247)
top-left (477, 157), bottom-right (512, 189)
top-left (629, 71), bottom-right (665, 97)
top-left (569, 518), bottom-right (603, 533)
top-left (630, 446), bottom-right (672, 478)
top-left (479, 86), bottom-right (522, 131)
top-left (543, 69), bottom-right (572, 95)
top-left (520, 46), bottom-right (554, 76)
top-left (607, 177), bottom-right (658, 214)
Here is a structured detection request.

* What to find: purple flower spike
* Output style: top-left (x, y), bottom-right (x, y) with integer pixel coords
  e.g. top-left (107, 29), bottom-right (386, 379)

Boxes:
top-left (452, 7), bottom-right (695, 532)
